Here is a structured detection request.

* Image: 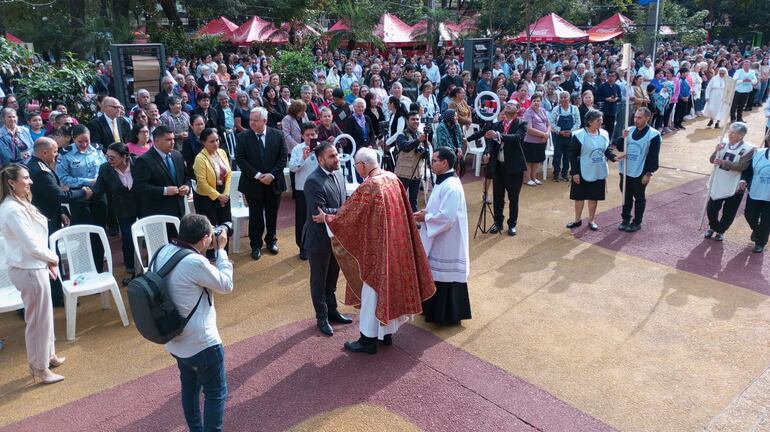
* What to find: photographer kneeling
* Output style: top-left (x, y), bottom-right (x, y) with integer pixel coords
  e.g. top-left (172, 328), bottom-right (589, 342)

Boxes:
top-left (158, 214), bottom-right (234, 432)
top-left (394, 111), bottom-right (428, 211)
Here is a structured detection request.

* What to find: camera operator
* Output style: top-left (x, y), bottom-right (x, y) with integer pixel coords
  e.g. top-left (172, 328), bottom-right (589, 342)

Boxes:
top-left (158, 214), bottom-right (233, 432)
top-left (288, 122), bottom-right (320, 260)
top-left (481, 100), bottom-right (529, 236)
top-left (394, 111), bottom-right (428, 211)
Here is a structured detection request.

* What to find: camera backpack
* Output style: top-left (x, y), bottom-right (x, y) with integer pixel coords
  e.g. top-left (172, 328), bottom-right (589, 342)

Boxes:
top-left (127, 245), bottom-right (207, 344)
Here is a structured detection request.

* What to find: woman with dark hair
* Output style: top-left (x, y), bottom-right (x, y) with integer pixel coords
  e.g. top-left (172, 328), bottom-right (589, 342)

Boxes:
top-left (632, 74), bottom-right (650, 113)
top-left (448, 86), bottom-right (472, 127)
top-left (566, 109), bottom-right (620, 231)
top-left (0, 163), bottom-right (65, 384)
top-left (364, 93), bottom-right (386, 139)
top-left (93, 143), bottom-right (138, 285)
top-left (192, 128), bottom-right (232, 243)
top-left (386, 96), bottom-right (409, 145)
top-left (464, 80), bottom-right (477, 110)
top-left (132, 108), bottom-right (149, 127)
top-left (278, 85), bottom-right (292, 117)
top-left (262, 86), bottom-right (282, 129)
top-left (282, 99), bottom-right (309, 154)
top-left (127, 123), bottom-right (151, 156)
top-left (521, 93), bottom-right (551, 186)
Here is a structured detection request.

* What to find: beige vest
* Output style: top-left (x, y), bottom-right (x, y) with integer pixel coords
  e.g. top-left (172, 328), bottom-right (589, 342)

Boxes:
top-left (394, 145), bottom-right (425, 180)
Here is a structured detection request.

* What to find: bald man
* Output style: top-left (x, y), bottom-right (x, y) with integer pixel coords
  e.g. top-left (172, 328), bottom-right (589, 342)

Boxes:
top-left (87, 96), bottom-right (131, 150)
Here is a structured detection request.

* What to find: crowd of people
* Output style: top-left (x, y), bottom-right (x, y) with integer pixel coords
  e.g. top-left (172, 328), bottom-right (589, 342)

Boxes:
top-left (0, 35), bottom-right (769, 431)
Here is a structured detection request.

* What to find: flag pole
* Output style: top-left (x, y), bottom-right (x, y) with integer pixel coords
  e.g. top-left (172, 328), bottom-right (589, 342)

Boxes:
top-left (621, 43), bottom-right (633, 206)
top-left (651, 0), bottom-right (661, 65)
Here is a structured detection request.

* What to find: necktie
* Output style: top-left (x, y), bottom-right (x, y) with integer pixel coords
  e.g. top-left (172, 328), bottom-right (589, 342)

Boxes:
top-left (256, 133), bottom-right (265, 147)
top-left (112, 118), bottom-right (121, 143)
top-left (329, 173), bottom-right (342, 200)
top-left (165, 154), bottom-right (175, 180)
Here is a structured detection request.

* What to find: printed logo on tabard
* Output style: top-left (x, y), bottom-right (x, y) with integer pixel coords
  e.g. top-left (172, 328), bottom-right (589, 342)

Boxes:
top-left (589, 148), bottom-right (604, 163)
top-left (757, 165), bottom-right (770, 185)
top-left (627, 142), bottom-right (642, 162)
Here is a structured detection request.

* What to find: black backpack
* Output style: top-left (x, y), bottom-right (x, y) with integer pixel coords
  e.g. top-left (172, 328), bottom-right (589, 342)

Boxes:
top-left (127, 245), bottom-right (209, 344)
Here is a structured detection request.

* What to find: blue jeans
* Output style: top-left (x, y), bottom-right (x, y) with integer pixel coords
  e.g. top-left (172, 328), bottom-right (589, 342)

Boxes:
top-left (173, 344), bottom-right (227, 432)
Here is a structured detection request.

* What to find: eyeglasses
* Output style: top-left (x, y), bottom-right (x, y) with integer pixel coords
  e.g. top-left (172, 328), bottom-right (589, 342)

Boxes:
top-left (430, 159), bottom-right (441, 163)
top-left (354, 161), bottom-right (365, 166)
top-left (105, 105), bottom-right (122, 109)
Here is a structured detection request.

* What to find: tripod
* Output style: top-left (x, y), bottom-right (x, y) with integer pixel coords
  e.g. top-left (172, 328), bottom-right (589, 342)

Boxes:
top-left (474, 176), bottom-right (497, 239)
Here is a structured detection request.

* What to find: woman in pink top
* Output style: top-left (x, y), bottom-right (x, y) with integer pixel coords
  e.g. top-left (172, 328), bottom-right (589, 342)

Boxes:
top-left (521, 93), bottom-right (550, 186)
top-left (126, 123), bottom-right (151, 156)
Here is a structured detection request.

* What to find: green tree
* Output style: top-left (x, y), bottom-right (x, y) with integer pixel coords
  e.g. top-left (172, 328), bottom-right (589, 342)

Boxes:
top-left (272, 49), bottom-right (315, 95)
top-left (328, 0), bottom-right (385, 51)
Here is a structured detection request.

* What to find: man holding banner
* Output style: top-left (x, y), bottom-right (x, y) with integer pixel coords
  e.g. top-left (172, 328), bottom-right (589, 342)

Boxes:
top-left (612, 107), bottom-right (661, 232)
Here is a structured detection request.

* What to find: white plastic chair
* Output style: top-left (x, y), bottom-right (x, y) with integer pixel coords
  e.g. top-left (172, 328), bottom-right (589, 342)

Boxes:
top-left (229, 171), bottom-right (249, 253)
top-left (464, 123), bottom-right (486, 177)
top-left (49, 225), bottom-right (129, 341)
top-left (543, 134), bottom-right (555, 181)
top-left (0, 237), bottom-right (23, 314)
top-left (131, 215), bottom-right (180, 273)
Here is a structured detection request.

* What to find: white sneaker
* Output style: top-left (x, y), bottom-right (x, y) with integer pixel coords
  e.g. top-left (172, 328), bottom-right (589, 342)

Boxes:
top-left (534, 179), bottom-right (543, 185)
top-left (526, 180), bottom-right (537, 186)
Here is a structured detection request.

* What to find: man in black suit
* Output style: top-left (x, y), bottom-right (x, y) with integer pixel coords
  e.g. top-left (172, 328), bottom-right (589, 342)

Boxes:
top-left (235, 107), bottom-right (288, 260)
top-left (28, 137), bottom-right (92, 305)
top-left (302, 142), bottom-right (352, 336)
top-left (154, 76), bottom-right (176, 114)
top-left (87, 96), bottom-right (130, 148)
top-left (131, 125), bottom-right (191, 225)
top-left (481, 100), bottom-right (528, 236)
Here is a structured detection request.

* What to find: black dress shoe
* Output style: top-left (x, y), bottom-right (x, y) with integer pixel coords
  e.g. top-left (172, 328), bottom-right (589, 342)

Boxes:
top-left (344, 339), bottom-right (377, 354)
top-left (251, 249), bottom-right (262, 260)
top-left (267, 243), bottom-right (279, 255)
top-left (299, 252), bottom-right (308, 260)
top-left (381, 334), bottom-right (393, 346)
top-left (753, 244), bottom-right (765, 254)
top-left (507, 227), bottom-right (517, 236)
top-left (488, 224), bottom-right (502, 234)
top-left (328, 311), bottom-right (353, 324)
top-left (625, 223), bottom-right (641, 232)
top-left (566, 220), bottom-right (582, 229)
top-left (317, 318), bottom-right (333, 336)
top-left (618, 222), bottom-right (630, 231)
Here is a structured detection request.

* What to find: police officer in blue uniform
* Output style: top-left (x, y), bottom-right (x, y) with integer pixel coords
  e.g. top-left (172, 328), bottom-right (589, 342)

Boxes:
top-left (612, 107), bottom-right (661, 232)
top-left (56, 125), bottom-right (108, 271)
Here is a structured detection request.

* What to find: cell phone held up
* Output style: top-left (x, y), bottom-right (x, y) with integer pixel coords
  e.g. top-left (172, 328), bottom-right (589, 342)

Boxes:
top-left (308, 139), bottom-right (319, 152)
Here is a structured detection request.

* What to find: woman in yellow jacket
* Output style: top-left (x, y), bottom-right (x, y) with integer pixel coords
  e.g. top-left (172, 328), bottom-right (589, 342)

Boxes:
top-left (192, 128), bottom-right (232, 235)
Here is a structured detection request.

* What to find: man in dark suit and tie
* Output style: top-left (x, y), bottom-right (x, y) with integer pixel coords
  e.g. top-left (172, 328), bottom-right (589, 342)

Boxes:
top-left (28, 137), bottom-right (92, 306)
top-left (235, 107), bottom-right (288, 260)
top-left (87, 97), bottom-right (130, 148)
top-left (302, 142), bottom-right (353, 336)
top-left (132, 125), bottom-right (191, 225)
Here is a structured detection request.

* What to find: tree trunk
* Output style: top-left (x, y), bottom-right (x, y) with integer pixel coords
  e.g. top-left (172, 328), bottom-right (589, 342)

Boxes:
top-left (69, 0), bottom-right (86, 56)
top-left (112, 0), bottom-right (130, 21)
top-left (158, 0), bottom-right (182, 28)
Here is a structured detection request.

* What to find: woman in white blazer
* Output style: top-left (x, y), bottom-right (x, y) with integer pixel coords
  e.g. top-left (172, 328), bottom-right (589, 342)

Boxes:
top-left (0, 163), bottom-right (65, 384)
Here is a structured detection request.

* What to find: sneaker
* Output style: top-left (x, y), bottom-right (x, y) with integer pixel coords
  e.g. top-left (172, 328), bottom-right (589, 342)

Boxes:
top-left (618, 221), bottom-right (630, 231)
top-left (625, 223), bottom-right (641, 232)
top-left (714, 233), bottom-right (724, 241)
top-left (534, 179), bottom-right (543, 185)
top-left (526, 180), bottom-right (537, 186)
top-left (553, 176), bottom-right (560, 182)
top-left (704, 229), bottom-right (714, 239)
top-left (753, 244), bottom-right (765, 253)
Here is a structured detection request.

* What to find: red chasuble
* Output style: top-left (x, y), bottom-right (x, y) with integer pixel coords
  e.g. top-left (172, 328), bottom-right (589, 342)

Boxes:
top-left (328, 171), bottom-right (436, 324)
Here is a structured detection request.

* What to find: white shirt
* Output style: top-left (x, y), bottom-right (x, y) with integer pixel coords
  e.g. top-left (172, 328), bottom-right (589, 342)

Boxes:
top-left (419, 173), bottom-right (469, 283)
top-left (638, 65), bottom-right (654, 85)
top-left (160, 245), bottom-right (233, 358)
top-left (0, 198), bottom-right (57, 269)
top-left (288, 143), bottom-right (318, 190)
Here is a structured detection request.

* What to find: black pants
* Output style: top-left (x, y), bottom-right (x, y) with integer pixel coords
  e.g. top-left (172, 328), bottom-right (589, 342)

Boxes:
top-left (69, 198), bottom-right (108, 272)
top-left (294, 191), bottom-right (306, 254)
top-left (117, 216), bottom-right (137, 273)
top-left (619, 175), bottom-right (648, 224)
top-left (674, 98), bottom-right (690, 128)
top-left (603, 114), bottom-right (616, 138)
top-left (730, 91), bottom-right (751, 122)
top-left (493, 164), bottom-right (524, 228)
top-left (745, 197), bottom-right (770, 246)
top-left (552, 136), bottom-right (570, 177)
top-left (308, 251), bottom-right (340, 319)
top-left (663, 104), bottom-right (674, 128)
top-left (707, 194), bottom-right (743, 234)
top-left (244, 190), bottom-right (281, 250)
top-left (399, 177), bottom-right (420, 212)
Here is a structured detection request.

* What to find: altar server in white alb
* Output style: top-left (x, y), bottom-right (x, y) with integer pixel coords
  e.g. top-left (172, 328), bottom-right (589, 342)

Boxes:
top-left (705, 122), bottom-right (755, 241)
top-left (612, 107), bottom-right (661, 233)
top-left (413, 147), bottom-right (472, 326)
top-left (740, 143), bottom-right (770, 253)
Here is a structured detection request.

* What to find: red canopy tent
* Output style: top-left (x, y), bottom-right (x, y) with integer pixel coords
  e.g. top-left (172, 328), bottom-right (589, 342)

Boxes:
top-left (230, 16), bottom-right (275, 44)
top-left (197, 17), bottom-right (238, 39)
top-left (411, 17), bottom-right (475, 46)
top-left (587, 13), bottom-right (633, 43)
top-left (4, 33), bottom-right (23, 44)
top-left (512, 13), bottom-right (588, 44)
top-left (328, 13), bottom-right (416, 47)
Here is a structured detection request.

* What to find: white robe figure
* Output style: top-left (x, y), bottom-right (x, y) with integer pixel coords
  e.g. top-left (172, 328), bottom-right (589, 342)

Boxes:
top-left (704, 69), bottom-right (728, 121)
top-left (419, 170), bottom-right (472, 325)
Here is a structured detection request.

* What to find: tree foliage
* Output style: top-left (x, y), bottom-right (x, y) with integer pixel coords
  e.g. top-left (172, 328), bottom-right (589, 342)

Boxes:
top-left (328, 0), bottom-right (386, 50)
top-left (271, 48), bottom-right (314, 95)
top-left (16, 53), bottom-right (97, 119)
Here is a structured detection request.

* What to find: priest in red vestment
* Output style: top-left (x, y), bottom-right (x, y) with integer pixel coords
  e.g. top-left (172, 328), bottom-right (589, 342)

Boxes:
top-left (314, 147), bottom-right (435, 354)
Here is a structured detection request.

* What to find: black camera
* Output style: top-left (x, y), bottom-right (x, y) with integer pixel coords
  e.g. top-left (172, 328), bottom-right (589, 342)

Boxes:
top-left (213, 222), bottom-right (233, 238)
